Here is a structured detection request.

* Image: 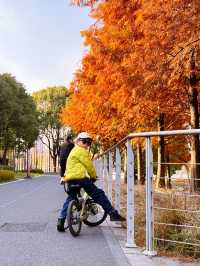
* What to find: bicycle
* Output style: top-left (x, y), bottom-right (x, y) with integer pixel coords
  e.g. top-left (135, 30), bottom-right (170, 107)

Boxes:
top-left (64, 182), bottom-right (107, 237)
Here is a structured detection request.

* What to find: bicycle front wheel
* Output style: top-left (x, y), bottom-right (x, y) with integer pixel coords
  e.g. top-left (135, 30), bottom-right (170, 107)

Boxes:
top-left (83, 203), bottom-right (107, 227)
top-left (67, 200), bottom-right (82, 237)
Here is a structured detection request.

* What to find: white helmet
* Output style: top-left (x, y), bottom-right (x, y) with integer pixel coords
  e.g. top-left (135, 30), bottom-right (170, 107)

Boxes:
top-left (76, 132), bottom-right (93, 145)
top-left (77, 132), bottom-right (91, 139)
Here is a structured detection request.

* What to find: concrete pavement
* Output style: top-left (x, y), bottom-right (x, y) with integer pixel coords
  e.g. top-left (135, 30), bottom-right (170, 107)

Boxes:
top-left (0, 175), bottom-right (130, 266)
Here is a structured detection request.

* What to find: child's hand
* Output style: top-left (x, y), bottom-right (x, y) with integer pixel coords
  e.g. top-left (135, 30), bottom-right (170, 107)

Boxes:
top-left (91, 177), bottom-right (98, 183)
top-left (93, 154), bottom-right (99, 160)
top-left (60, 177), bottom-right (65, 185)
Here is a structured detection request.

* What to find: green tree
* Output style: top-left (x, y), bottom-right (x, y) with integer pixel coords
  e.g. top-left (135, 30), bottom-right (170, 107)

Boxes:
top-left (0, 73), bottom-right (39, 164)
top-left (33, 87), bottom-right (69, 172)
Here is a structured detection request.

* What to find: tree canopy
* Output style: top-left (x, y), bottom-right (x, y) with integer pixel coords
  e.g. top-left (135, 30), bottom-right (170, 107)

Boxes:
top-left (33, 86), bottom-right (69, 172)
top-left (63, 0), bottom-right (200, 146)
top-left (0, 73), bottom-right (39, 163)
top-left (61, 0), bottom-right (200, 189)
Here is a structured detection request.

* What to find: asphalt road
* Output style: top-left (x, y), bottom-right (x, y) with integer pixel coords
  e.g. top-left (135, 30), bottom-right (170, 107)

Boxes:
top-left (0, 175), bottom-right (130, 266)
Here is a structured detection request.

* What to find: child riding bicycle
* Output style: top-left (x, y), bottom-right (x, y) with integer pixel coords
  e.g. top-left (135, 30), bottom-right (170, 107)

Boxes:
top-left (57, 132), bottom-right (125, 232)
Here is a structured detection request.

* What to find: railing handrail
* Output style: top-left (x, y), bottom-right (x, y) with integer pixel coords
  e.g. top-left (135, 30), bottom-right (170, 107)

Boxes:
top-left (100, 129), bottom-right (200, 156)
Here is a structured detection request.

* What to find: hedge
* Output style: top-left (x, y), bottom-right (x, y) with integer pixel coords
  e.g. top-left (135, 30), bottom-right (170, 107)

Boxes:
top-left (0, 170), bottom-right (15, 182)
top-left (0, 165), bottom-right (13, 171)
top-left (15, 169), bottom-right (44, 174)
top-left (31, 169), bottom-right (44, 174)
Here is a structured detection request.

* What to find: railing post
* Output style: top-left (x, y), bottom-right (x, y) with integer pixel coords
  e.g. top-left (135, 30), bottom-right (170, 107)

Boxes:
top-left (144, 137), bottom-right (157, 256)
top-left (108, 151), bottom-right (113, 202)
top-left (115, 147), bottom-right (121, 213)
top-left (126, 140), bottom-right (137, 248)
top-left (103, 155), bottom-right (108, 195)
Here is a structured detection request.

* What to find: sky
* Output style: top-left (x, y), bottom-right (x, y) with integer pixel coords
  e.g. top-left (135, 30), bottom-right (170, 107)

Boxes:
top-left (0, 0), bottom-right (93, 92)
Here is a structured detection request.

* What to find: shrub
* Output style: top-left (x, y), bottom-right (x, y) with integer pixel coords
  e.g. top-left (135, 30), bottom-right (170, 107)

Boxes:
top-left (0, 165), bottom-right (13, 171)
top-left (0, 170), bottom-right (15, 182)
top-left (15, 170), bottom-right (30, 174)
top-left (31, 169), bottom-right (44, 174)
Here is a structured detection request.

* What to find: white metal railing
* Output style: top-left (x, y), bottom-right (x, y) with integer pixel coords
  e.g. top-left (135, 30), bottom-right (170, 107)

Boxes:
top-left (94, 129), bottom-right (200, 256)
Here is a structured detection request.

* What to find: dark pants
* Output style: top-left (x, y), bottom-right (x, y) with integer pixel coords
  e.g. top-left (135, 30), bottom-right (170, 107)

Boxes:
top-left (60, 160), bottom-right (66, 177)
top-left (59, 179), bottom-right (114, 219)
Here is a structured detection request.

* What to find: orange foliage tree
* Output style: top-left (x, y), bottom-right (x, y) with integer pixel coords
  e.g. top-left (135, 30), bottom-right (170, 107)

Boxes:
top-left (62, 0), bottom-right (200, 188)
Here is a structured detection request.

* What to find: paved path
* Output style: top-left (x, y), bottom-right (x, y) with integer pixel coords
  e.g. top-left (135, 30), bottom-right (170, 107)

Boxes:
top-left (0, 175), bottom-right (130, 266)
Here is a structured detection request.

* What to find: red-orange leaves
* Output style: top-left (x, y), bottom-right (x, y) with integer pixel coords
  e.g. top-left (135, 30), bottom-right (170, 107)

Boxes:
top-left (62, 0), bottom-right (200, 148)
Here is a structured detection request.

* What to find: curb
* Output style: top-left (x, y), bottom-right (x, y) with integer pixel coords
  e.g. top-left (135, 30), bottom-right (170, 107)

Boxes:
top-left (100, 219), bottom-right (131, 266)
top-left (0, 175), bottom-right (44, 187)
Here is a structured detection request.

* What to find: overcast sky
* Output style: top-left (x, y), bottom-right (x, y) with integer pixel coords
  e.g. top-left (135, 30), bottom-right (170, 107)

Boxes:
top-left (0, 0), bottom-right (93, 92)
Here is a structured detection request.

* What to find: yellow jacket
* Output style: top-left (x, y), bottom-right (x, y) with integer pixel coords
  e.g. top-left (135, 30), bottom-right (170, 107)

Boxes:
top-left (64, 145), bottom-right (96, 181)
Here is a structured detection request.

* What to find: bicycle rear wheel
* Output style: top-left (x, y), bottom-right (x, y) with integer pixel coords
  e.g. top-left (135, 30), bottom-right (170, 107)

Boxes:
top-left (83, 203), bottom-right (107, 227)
top-left (67, 200), bottom-right (82, 237)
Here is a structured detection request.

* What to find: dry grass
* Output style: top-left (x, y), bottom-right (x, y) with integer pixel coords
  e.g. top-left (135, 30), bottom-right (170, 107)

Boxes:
top-left (113, 181), bottom-right (200, 260)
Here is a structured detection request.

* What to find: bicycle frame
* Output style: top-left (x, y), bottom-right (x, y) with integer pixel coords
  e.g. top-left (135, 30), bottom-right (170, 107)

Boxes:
top-left (65, 183), bottom-right (107, 236)
top-left (79, 191), bottom-right (89, 220)
top-left (64, 183), bottom-right (90, 221)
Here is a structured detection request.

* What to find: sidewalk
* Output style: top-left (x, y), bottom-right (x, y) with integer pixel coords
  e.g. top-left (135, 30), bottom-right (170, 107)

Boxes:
top-left (102, 220), bottom-right (200, 266)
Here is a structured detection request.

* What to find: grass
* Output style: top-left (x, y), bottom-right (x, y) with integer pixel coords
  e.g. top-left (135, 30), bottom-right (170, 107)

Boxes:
top-left (15, 171), bottom-right (43, 178)
top-left (114, 181), bottom-right (200, 261)
top-left (0, 170), bottom-right (44, 183)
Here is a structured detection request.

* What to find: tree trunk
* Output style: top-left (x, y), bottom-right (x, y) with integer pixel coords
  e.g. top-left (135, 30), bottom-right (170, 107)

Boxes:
top-left (137, 143), bottom-right (145, 185)
top-left (53, 156), bottom-right (57, 173)
top-left (13, 149), bottom-right (16, 171)
top-left (26, 149), bottom-right (31, 178)
top-left (48, 150), bottom-right (51, 172)
top-left (2, 145), bottom-right (8, 165)
top-left (156, 112), bottom-right (166, 188)
top-left (166, 152), bottom-right (172, 189)
top-left (188, 48), bottom-right (200, 192)
top-left (189, 87), bottom-right (200, 192)
top-left (35, 146), bottom-right (38, 169)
